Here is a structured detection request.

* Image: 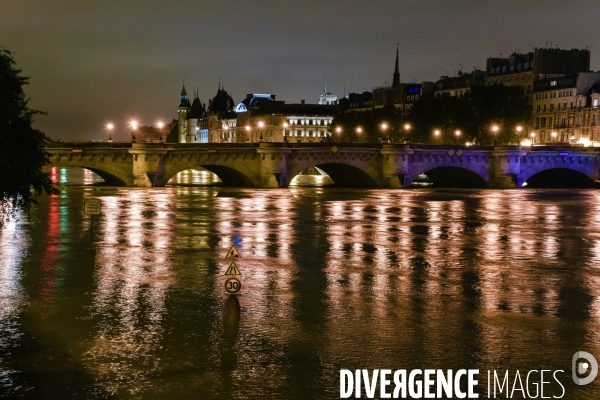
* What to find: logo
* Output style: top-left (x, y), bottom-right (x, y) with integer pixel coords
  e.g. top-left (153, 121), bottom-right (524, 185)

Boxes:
top-left (572, 351), bottom-right (598, 385)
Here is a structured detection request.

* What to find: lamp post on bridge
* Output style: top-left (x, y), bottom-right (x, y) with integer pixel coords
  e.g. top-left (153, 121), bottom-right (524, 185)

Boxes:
top-left (403, 123), bottom-right (411, 143)
top-left (455, 129), bottom-right (461, 145)
top-left (106, 123), bottom-right (114, 143)
top-left (516, 125), bottom-right (523, 145)
top-left (491, 124), bottom-right (499, 146)
top-left (129, 120), bottom-right (138, 142)
top-left (380, 123), bottom-right (388, 143)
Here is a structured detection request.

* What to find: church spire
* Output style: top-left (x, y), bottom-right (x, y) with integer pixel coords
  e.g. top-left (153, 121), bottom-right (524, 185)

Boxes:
top-left (392, 44), bottom-right (400, 87)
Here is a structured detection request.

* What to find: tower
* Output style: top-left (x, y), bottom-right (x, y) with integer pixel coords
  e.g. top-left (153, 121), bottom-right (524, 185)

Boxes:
top-left (177, 84), bottom-right (191, 143)
top-left (392, 44), bottom-right (400, 87)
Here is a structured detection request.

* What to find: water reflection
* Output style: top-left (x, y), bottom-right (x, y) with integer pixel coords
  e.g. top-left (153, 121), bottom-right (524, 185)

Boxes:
top-left (1, 187), bottom-right (600, 398)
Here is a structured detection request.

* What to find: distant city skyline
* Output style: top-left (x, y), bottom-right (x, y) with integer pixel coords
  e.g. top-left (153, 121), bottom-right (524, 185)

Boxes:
top-left (3, 0), bottom-right (600, 141)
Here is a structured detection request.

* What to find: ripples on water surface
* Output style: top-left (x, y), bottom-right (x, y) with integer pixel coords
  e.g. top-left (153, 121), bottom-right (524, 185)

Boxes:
top-left (1, 169), bottom-right (600, 398)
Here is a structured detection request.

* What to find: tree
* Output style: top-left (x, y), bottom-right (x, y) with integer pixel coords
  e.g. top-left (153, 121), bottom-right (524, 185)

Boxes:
top-left (408, 85), bottom-right (532, 145)
top-left (0, 48), bottom-right (55, 227)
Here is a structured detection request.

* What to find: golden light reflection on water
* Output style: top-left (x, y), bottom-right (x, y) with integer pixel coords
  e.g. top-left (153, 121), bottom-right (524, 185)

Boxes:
top-left (3, 187), bottom-right (600, 397)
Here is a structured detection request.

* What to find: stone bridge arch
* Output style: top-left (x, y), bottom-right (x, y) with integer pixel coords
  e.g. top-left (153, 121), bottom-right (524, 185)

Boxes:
top-left (405, 155), bottom-right (490, 187)
top-left (518, 156), bottom-right (600, 187)
top-left (46, 152), bottom-right (134, 186)
top-left (284, 153), bottom-right (384, 188)
top-left (162, 151), bottom-right (262, 187)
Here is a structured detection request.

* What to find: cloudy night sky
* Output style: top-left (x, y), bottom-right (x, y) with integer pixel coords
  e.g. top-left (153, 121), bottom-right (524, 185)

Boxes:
top-left (4, 0), bottom-right (600, 141)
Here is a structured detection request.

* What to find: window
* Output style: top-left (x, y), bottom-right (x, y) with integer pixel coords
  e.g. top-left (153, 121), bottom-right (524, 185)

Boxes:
top-left (593, 115), bottom-right (597, 126)
top-left (576, 116), bottom-right (581, 127)
top-left (550, 81), bottom-right (557, 86)
top-left (537, 105), bottom-right (541, 112)
top-left (535, 118), bottom-right (540, 129)
top-left (594, 99), bottom-right (599, 108)
top-left (502, 67), bottom-right (506, 72)
top-left (563, 102), bottom-right (567, 110)
top-left (541, 117), bottom-right (546, 127)
top-left (550, 104), bottom-right (554, 111)
top-left (561, 118), bottom-right (566, 127)
top-left (525, 62), bottom-right (529, 68)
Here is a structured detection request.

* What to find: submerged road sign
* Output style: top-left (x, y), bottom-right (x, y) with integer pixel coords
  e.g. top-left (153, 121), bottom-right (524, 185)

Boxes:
top-left (225, 245), bottom-right (242, 259)
top-left (84, 198), bottom-right (102, 215)
top-left (224, 277), bottom-right (241, 294)
top-left (224, 260), bottom-right (242, 276)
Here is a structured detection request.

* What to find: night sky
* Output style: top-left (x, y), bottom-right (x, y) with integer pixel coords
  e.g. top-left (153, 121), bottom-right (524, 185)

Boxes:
top-left (4, 1), bottom-right (600, 141)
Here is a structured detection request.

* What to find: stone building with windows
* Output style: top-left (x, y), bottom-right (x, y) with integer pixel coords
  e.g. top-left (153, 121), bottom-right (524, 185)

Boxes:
top-left (485, 48), bottom-right (591, 100)
top-left (531, 72), bottom-right (600, 144)
top-left (433, 70), bottom-right (485, 98)
top-left (234, 99), bottom-right (336, 143)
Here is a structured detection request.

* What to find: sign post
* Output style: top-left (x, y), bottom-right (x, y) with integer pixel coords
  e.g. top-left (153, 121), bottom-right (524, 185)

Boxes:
top-left (84, 198), bottom-right (102, 237)
top-left (223, 244), bottom-right (243, 294)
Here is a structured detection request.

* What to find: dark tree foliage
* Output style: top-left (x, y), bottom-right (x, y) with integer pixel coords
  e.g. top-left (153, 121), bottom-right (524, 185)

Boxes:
top-left (165, 120), bottom-right (178, 143)
top-left (0, 48), bottom-right (55, 227)
top-left (407, 85), bottom-right (532, 145)
top-left (329, 85), bottom-right (531, 145)
top-left (329, 105), bottom-right (406, 143)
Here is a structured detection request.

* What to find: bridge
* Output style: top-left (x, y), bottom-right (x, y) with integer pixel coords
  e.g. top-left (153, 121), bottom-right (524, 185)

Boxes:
top-left (44, 142), bottom-right (600, 188)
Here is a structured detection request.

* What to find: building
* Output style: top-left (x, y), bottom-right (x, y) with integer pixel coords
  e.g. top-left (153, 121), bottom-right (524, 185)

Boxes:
top-left (531, 72), bottom-right (600, 144)
top-left (337, 91), bottom-right (373, 112)
top-left (434, 70), bottom-right (485, 98)
top-left (178, 83), bottom-right (236, 143)
top-left (485, 48), bottom-right (591, 99)
top-left (235, 99), bottom-right (336, 143)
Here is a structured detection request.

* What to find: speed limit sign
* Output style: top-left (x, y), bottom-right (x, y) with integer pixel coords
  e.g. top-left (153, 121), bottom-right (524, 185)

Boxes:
top-left (224, 277), bottom-right (241, 294)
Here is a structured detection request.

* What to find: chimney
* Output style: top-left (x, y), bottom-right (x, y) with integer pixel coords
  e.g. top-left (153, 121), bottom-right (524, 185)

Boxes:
top-left (301, 99), bottom-right (305, 105)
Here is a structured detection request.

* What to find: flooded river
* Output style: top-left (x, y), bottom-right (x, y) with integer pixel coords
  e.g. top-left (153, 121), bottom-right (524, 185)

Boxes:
top-left (1, 168), bottom-right (600, 398)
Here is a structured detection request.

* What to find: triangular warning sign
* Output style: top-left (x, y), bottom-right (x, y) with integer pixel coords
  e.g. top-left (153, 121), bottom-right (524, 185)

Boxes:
top-left (224, 260), bottom-right (242, 276)
top-left (225, 245), bottom-right (242, 259)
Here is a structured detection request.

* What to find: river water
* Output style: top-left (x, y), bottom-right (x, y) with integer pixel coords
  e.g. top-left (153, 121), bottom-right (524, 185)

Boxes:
top-left (1, 168), bottom-right (600, 398)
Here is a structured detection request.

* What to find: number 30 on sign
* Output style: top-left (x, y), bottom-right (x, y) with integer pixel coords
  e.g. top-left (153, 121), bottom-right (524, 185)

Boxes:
top-left (224, 277), bottom-right (241, 294)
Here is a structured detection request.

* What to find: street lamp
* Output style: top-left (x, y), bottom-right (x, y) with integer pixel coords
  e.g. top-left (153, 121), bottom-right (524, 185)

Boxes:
top-left (335, 126), bottom-right (342, 141)
top-left (129, 120), bottom-right (138, 142)
top-left (491, 125), bottom-right (499, 145)
top-left (455, 129), bottom-right (461, 144)
top-left (433, 129), bottom-right (440, 144)
top-left (551, 131), bottom-right (557, 143)
top-left (283, 122), bottom-right (289, 142)
top-left (245, 125), bottom-right (251, 142)
top-left (404, 123), bottom-right (411, 143)
top-left (106, 123), bottom-right (114, 143)
top-left (380, 123), bottom-right (388, 143)
top-left (530, 132), bottom-right (535, 145)
top-left (516, 125), bottom-right (523, 144)
top-left (156, 121), bottom-right (165, 142)
top-left (223, 125), bottom-right (229, 142)
top-left (356, 126), bottom-right (362, 134)
top-left (258, 121), bottom-right (264, 141)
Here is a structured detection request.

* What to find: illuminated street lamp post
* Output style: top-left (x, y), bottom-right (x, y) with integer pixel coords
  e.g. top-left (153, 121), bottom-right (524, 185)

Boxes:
top-left (551, 131), bottom-right (557, 143)
top-left (223, 125), bottom-right (229, 142)
top-left (129, 120), bottom-right (138, 142)
top-left (106, 123), bottom-right (114, 143)
top-left (404, 123), bottom-right (411, 143)
top-left (157, 121), bottom-right (164, 142)
top-left (455, 129), bottom-right (461, 144)
top-left (380, 123), bottom-right (388, 143)
top-left (245, 125), bottom-right (251, 142)
top-left (258, 121), bottom-right (265, 142)
top-left (530, 132), bottom-right (536, 145)
top-left (434, 129), bottom-right (441, 144)
top-left (335, 126), bottom-right (342, 142)
top-left (516, 125), bottom-right (523, 144)
top-left (491, 125), bottom-right (499, 145)
top-left (283, 122), bottom-right (289, 142)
